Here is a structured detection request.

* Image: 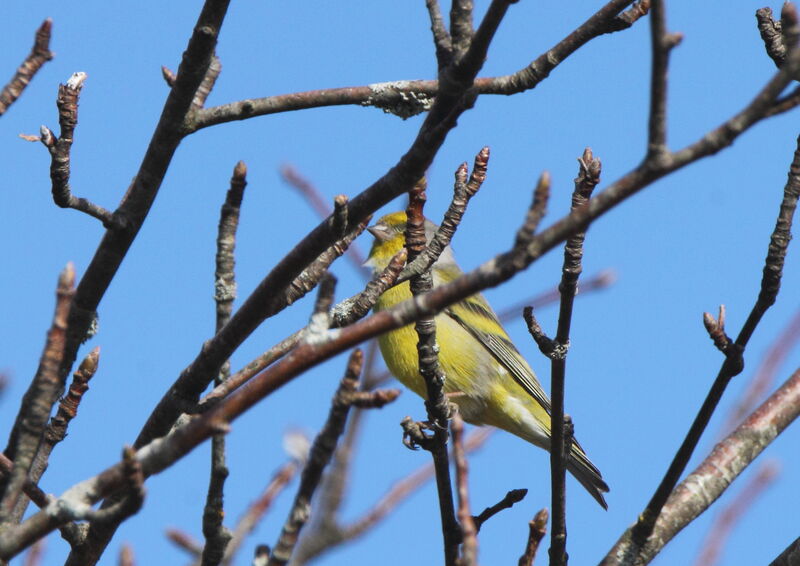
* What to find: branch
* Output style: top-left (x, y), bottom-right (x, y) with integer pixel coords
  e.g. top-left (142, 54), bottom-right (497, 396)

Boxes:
top-left (602, 368), bottom-right (800, 565)
top-left (60, 3), bottom-right (233, 563)
top-left (197, 247), bottom-right (405, 413)
top-left (425, 0), bottom-right (452, 69)
top-left (0, 19), bottom-right (53, 116)
top-left (8, 348), bottom-right (100, 524)
top-left (646, 0), bottom-right (682, 159)
top-left (626, 117), bottom-right (800, 556)
top-left (451, 414), bottom-right (477, 566)
top-left (30, 72), bottom-right (116, 225)
top-left (0, 264), bottom-right (75, 522)
top-left (518, 508), bottom-right (549, 566)
top-left (403, 181), bottom-right (459, 566)
top-left (200, 161), bottom-right (247, 566)
top-left (548, 148), bottom-right (602, 565)
top-left (188, 1), bottom-right (643, 130)
top-left (449, 0), bottom-right (473, 61)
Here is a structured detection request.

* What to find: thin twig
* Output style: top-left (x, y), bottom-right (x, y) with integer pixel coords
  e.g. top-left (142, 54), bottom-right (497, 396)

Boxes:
top-left (472, 488), bottom-right (527, 533)
top-left (518, 509), bottom-right (549, 566)
top-left (201, 161), bottom-right (247, 566)
top-left (646, 0), bottom-right (682, 159)
top-left (9, 348), bottom-right (100, 524)
top-left (545, 148), bottom-right (602, 566)
top-left (166, 529), bottom-right (203, 557)
top-left (0, 19), bottom-right (53, 116)
top-left (451, 414), bottom-right (477, 566)
top-left (34, 73), bottom-right (116, 225)
top-left (425, 0), bottom-right (453, 70)
top-left (0, 264), bottom-right (75, 522)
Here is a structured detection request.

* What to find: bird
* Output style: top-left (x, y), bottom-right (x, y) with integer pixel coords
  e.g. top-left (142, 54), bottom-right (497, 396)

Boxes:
top-left (365, 211), bottom-right (609, 508)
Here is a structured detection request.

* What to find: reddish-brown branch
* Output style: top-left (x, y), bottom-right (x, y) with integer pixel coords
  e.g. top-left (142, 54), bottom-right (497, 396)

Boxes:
top-left (0, 264), bottom-right (75, 522)
top-left (0, 19), bottom-right (53, 116)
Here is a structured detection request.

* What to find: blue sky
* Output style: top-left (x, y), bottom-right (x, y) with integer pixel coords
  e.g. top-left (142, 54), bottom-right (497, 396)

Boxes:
top-left (2, 2), bottom-right (799, 565)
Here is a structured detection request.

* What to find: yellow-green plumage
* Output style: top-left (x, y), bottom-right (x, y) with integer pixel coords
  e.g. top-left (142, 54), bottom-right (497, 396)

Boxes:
top-left (367, 212), bottom-right (609, 508)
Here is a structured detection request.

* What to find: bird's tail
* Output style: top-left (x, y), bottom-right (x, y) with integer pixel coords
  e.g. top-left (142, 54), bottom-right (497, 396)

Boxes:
top-left (567, 440), bottom-right (609, 509)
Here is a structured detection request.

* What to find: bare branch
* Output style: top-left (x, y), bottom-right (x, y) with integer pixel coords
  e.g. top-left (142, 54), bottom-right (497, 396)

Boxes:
top-left (0, 19), bottom-right (54, 116)
top-left (201, 161), bottom-right (247, 566)
top-left (603, 368), bottom-right (800, 565)
top-left (646, 0), bottom-right (683, 158)
top-left (404, 181), bottom-right (459, 566)
top-left (426, 0), bottom-right (453, 69)
top-left (449, 0), bottom-right (473, 60)
top-left (60, 3), bottom-right (235, 562)
top-left (451, 414), bottom-right (477, 566)
top-left (189, 1), bottom-right (643, 130)
top-left (9, 348), bottom-right (100, 524)
top-left (0, 264), bottom-right (75, 522)
top-left (473, 488), bottom-right (527, 533)
top-left (518, 508), bottom-right (548, 566)
top-left (166, 529), bottom-right (203, 558)
top-left (6, 46), bottom-right (800, 555)
top-left (625, 123), bottom-right (800, 557)
top-left (32, 73), bottom-right (115, 225)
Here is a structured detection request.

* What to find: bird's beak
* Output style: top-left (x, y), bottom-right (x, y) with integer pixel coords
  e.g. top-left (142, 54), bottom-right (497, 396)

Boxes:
top-left (367, 223), bottom-right (392, 242)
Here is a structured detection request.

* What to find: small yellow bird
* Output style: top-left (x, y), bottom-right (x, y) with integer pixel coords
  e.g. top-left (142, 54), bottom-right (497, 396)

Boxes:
top-left (366, 211), bottom-right (609, 508)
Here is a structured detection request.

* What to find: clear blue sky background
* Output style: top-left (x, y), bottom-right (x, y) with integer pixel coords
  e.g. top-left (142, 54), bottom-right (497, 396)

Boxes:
top-left (2, 2), bottom-right (799, 565)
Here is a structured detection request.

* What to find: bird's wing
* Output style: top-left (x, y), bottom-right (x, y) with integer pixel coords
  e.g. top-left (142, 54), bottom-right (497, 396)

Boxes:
top-left (445, 295), bottom-right (553, 415)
